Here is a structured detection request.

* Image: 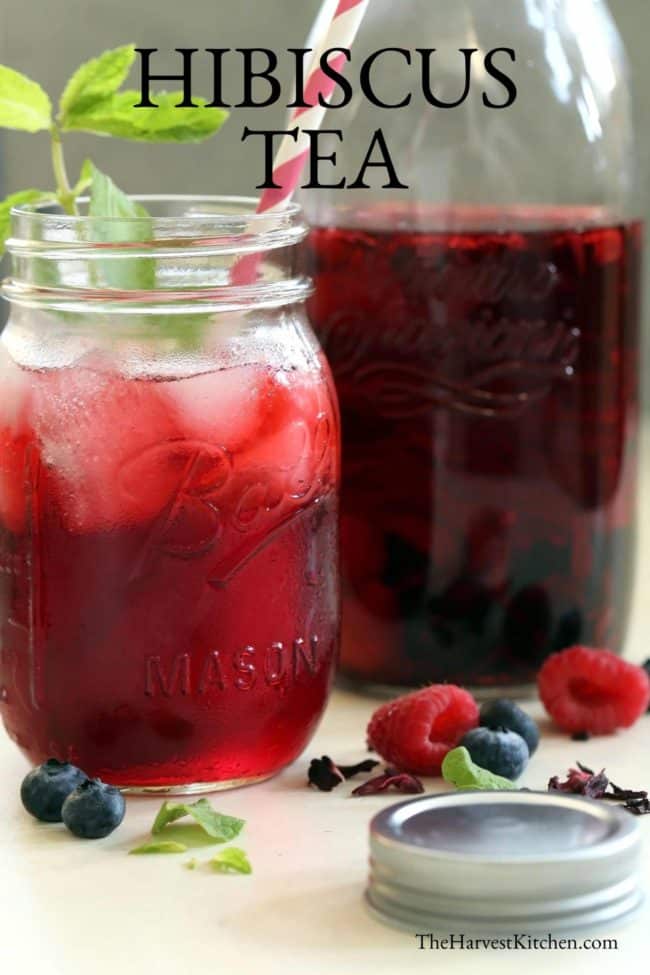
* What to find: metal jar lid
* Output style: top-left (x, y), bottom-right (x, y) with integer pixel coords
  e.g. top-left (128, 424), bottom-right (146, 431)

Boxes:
top-left (367, 790), bottom-right (643, 935)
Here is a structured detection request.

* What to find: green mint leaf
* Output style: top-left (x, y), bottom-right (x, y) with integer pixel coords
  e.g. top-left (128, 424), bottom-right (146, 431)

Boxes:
top-left (442, 747), bottom-right (517, 791)
top-left (88, 162), bottom-right (150, 222)
top-left (151, 801), bottom-right (189, 833)
top-left (129, 840), bottom-right (188, 855)
top-left (88, 162), bottom-right (155, 291)
top-left (138, 313), bottom-right (216, 351)
top-left (184, 858), bottom-right (199, 870)
top-left (59, 45), bottom-right (136, 122)
top-left (152, 799), bottom-right (245, 842)
top-left (188, 800), bottom-right (245, 841)
top-left (0, 189), bottom-right (55, 253)
top-left (153, 824), bottom-right (218, 849)
top-left (209, 848), bottom-right (252, 875)
top-left (0, 65), bottom-right (52, 131)
top-left (62, 90), bottom-right (229, 143)
top-left (72, 158), bottom-right (94, 196)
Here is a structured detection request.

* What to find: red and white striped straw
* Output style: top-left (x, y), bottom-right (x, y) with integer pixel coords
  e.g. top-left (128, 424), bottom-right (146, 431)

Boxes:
top-left (257, 0), bottom-right (371, 215)
top-left (231, 0), bottom-right (370, 286)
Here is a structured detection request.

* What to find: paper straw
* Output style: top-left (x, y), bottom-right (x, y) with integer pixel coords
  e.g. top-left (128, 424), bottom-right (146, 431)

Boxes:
top-left (257, 0), bottom-right (371, 215)
top-left (299, 0), bottom-right (339, 105)
top-left (232, 0), bottom-right (370, 286)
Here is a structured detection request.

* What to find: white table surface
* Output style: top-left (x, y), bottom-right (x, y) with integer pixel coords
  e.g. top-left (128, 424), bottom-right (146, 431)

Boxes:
top-left (2, 444), bottom-right (650, 974)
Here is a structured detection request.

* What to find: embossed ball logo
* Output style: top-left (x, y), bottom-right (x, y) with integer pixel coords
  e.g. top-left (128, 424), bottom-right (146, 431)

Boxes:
top-left (120, 414), bottom-right (334, 584)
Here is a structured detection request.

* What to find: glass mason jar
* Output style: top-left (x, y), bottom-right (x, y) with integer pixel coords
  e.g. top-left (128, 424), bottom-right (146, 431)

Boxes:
top-left (0, 197), bottom-right (340, 792)
top-left (300, 0), bottom-right (641, 695)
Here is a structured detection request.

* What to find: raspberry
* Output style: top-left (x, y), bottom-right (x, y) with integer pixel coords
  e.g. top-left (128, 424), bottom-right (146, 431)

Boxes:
top-left (367, 684), bottom-right (479, 775)
top-left (538, 646), bottom-right (650, 735)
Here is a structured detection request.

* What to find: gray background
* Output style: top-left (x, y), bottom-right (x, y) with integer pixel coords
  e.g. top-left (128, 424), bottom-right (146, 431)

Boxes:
top-left (1, 0), bottom-right (648, 386)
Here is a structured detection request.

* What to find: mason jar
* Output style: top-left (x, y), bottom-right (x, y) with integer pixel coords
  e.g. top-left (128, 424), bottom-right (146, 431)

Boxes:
top-left (300, 0), bottom-right (642, 696)
top-left (0, 197), bottom-right (340, 792)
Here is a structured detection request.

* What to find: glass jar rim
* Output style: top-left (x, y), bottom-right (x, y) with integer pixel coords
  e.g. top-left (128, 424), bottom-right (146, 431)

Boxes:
top-left (3, 194), bottom-right (312, 315)
top-left (8, 194), bottom-right (306, 246)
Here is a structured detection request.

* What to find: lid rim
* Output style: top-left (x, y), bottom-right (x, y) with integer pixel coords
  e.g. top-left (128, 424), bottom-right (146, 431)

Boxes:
top-left (366, 790), bottom-right (643, 935)
top-left (365, 888), bottom-right (645, 937)
top-left (370, 789), bottom-right (639, 864)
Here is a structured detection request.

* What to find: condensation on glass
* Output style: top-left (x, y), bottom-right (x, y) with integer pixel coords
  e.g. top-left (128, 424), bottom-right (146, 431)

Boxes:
top-left (0, 197), bottom-right (340, 791)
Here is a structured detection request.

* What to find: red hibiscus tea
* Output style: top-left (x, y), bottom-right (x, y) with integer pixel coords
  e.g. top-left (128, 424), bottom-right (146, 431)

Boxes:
top-left (0, 353), bottom-right (339, 788)
top-left (306, 207), bottom-right (642, 692)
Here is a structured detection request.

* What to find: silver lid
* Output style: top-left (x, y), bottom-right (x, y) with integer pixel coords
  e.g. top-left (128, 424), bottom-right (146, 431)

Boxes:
top-left (367, 791), bottom-right (643, 935)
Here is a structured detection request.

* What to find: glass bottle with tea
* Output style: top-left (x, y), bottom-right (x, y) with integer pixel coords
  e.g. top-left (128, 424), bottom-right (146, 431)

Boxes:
top-left (301, 0), bottom-right (641, 695)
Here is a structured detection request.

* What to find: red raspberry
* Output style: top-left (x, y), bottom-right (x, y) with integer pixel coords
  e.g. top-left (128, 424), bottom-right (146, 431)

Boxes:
top-left (367, 684), bottom-right (479, 776)
top-left (538, 646), bottom-right (650, 735)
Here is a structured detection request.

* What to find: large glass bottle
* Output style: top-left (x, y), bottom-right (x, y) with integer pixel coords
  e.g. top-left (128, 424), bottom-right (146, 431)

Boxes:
top-left (300, 0), bottom-right (641, 695)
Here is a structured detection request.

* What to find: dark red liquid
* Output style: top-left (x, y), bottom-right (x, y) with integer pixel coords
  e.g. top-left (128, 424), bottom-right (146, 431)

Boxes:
top-left (0, 359), bottom-right (339, 787)
top-left (306, 209), bottom-right (641, 689)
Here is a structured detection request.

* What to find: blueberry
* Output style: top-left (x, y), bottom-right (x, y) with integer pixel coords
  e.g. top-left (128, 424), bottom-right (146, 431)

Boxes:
top-left (460, 727), bottom-right (529, 780)
top-left (480, 698), bottom-right (540, 756)
top-left (62, 779), bottom-right (126, 839)
top-left (20, 759), bottom-right (86, 823)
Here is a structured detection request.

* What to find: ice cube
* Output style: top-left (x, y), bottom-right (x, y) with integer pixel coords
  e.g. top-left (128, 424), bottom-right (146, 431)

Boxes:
top-left (163, 364), bottom-right (272, 452)
top-left (0, 347), bottom-right (34, 533)
top-left (0, 344), bottom-right (32, 433)
top-left (239, 371), bottom-right (334, 500)
top-left (32, 365), bottom-right (183, 532)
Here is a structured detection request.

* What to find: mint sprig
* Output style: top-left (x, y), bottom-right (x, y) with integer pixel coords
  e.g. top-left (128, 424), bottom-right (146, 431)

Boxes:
top-left (59, 44), bottom-right (136, 121)
top-left (0, 189), bottom-right (55, 245)
top-left (0, 65), bottom-right (51, 132)
top-left (87, 162), bottom-right (155, 291)
top-left (64, 90), bottom-right (229, 142)
top-left (0, 44), bottom-right (230, 243)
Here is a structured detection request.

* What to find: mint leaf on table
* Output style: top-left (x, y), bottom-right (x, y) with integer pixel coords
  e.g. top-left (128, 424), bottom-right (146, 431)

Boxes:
top-left (129, 840), bottom-right (188, 855)
top-left (187, 801), bottom-right (245, 841)
top-left (88, 162), bottom-right (155, 291)
top-left (0, 189), bottom-right (55, 251)
top-left (62, 90), bottom-right (229, 142)
top-left (442, 746), bottom-right (517, 791)
top-left (209, 848), bottom-right (252, 875)
top-left (152, 824), bottom-right (219, 849)
top-left (151, 801), bottom-right (189, 833)
top-left (59, 45), bottom-right (136, 122)
top-left (0, 65), bottom-right (52, 131)
top-left (152, 799), bottom-right (245, 842)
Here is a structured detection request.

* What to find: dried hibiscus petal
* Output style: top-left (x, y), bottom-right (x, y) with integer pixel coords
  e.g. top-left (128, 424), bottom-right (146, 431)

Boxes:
top-left (624, 797), bottom-right (650, 816)
top-left (609, 781), bottom-right (648, 799)
top-left (308, 756), bottom-right (345, 792)
top-left (548, 766), bottom-right (609, 798)
top-left (351, 767), bottom-right (425, 797)
top-left (338, 759), bottom-right (380, 778)
top-left (549, 763), bottom-right (648, 814)
top-left (307, 756), bottom-right (380, 792)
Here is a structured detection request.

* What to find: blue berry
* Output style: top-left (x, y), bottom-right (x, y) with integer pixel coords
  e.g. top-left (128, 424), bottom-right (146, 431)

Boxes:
top-left (21, 759), bottom-right (86, 823)
top-left (62, 779), bottom-right (126, 839)
top-left (459, 727), bottom-right (529, 780)
top-left (480, 699), bottom-right (540, 755)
